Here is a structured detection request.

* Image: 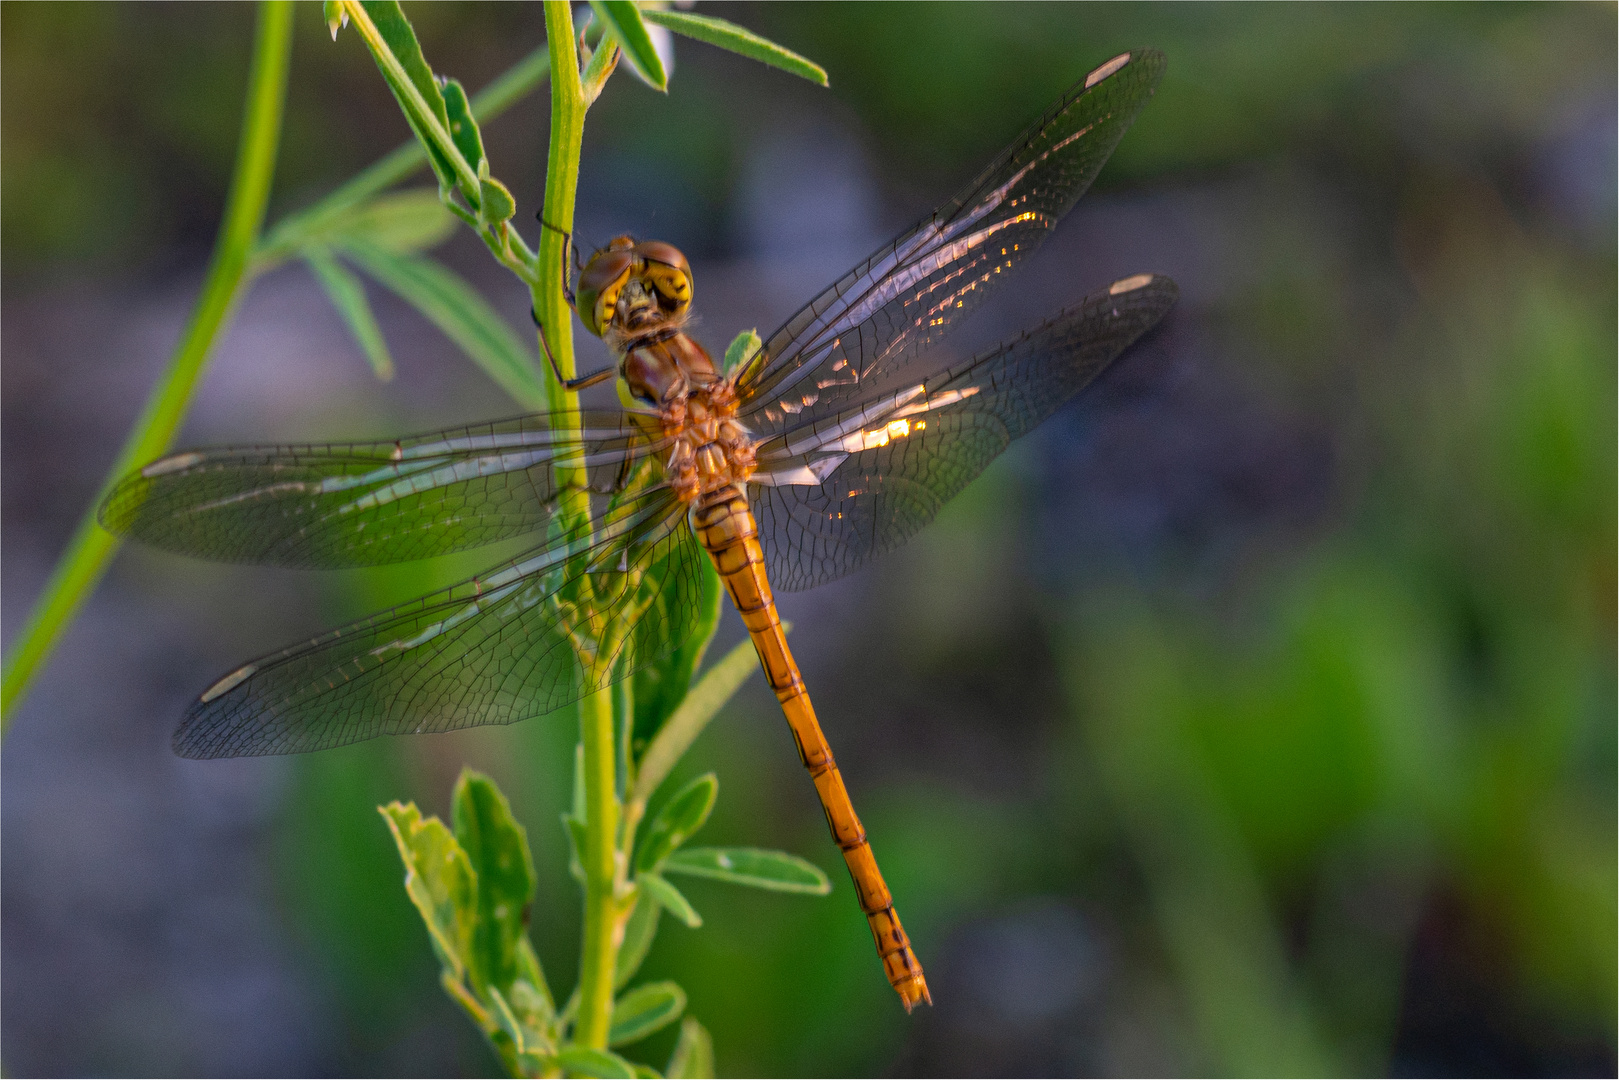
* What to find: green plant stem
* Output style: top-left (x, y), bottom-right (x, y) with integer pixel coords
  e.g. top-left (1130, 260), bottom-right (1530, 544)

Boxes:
top-left (536, 0), bottom-right (586, 428)
top-left (575, 670), bottom-right (624, 1050)
top-left (0, 0), bottom-right (295, 729)
top-left (534, 0), bottom-right (625, 1050)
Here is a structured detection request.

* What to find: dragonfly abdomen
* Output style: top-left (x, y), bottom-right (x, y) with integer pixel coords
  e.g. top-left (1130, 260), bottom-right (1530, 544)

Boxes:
top-left (690, 485), bottom-right (932, 1011)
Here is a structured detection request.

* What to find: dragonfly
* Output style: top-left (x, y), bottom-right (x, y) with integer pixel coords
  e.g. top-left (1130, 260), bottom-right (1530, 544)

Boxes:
top-left (101, 49), bottom-right (1174, 1011)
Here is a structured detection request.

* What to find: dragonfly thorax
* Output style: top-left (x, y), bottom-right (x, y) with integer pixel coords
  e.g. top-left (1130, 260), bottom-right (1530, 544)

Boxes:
top-left (663, 376), bottom-right (756, 505)
top-left (620, 329), bottom-right (720, 410)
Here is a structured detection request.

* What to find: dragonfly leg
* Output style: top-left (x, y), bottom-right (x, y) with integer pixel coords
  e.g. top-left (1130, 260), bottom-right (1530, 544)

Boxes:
top-left (535, 213), bottom-right (579, 307)
top-left (536, 322), bottom-right (618, 392)
top-left (692, 486), bottom-right (932, 1011)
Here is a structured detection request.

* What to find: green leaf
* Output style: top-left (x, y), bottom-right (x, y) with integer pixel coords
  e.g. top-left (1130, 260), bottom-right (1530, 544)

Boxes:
top-left (355, 1), bottom-right (466, 195)
top-left (590, 1), bottom-right (666, 91)
top-left (580, 7), bottom-right (622, 103)
top-left (510, 966), bottom-right (557, 1029)
top-left (341, 238), bottom-right (548, 410)
top-left (572, 740), bottom-right (588, 823)
top-left (632, 1068), bottom-right (663, 1080)
top-left (330, 189), bottom-right (457, 253)
top-left (614, 890), bottom-right (662, 990)
top-left (609, 980), bottom-right (687, 1047)
top-left (565, 744), bottom-right (588, 884)
top-left (641, 10), bottom-right (826, 86)
top-left (305, 247), bottom-right (394, 381)
top-left (639, 873), bottom-right (702, 929)
top-left (255, 189), bottom-right (456, 266)
top-left (450, 768), bottom-right (539, 998)
top-left (324, 0), bottom-right (347, 39)
top-left (557, 1045), bottom-right (638, 1079)
top-left (665, 1016), bottom-right (714, 1079)
top-left (488, 984), bottom-right (529, 1053)
top-left (479, 176), bottom-right (517, 226)
top-left (563, 815), bottom-right (588, 886)
top-left (637, 774), bottom-right (717, 872)
top-left (631, 555), bottom-right (722, 760)
top-left (631, 633), bottom-right (770, 808)
top-left (378, 801), bottom-right (477, 980)
top-left (440, 77), bottom-right (486, 176)
top-left (662, 847), bottom-right (832, 895)
top-left (722, 328), bottom-right (761, 377)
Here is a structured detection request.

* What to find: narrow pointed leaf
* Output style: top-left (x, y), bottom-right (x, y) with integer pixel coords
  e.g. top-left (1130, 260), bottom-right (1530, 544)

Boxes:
top-left (641, 10), bottom-right (826, 86)
top-left (440, 77), bottom-right (487, 176)
top-left (360, 0), bottom-right (445, 119)
top-left (639, 873), bottom-right (702, 928)
top-left (615, 890), bottom-right (663, 990)
top-left (451, 769), bottom-right (538, 998)
top-left (330, 189), bottom-right (457, 253)
top-left (256, 188), bottom-right (456, 264)
top-left (636, 774), bottom-right (717, 872)
top-left (662, 847), bottom-right (832, 895)
top-left (557, 1046), bottom-right (638, 1079)
top-left (665, 1017), bottom-right (714, 1079)
top-left (590, 1), bottom-right (666, 91)
top-left (631, 633), bottom-right (769, 806)
top-left (488, 985), bottom-right (529, 1054)
top-left (609, 980), bottom-right (687, 1047)
top-left (340, 238), bottom-right (547, 410)
top-left (378, 802), bottom-right (477, 979)
top-left (305, 247), bottom-right (395, 381)
top-left (631, 554), bottom-right (721, 760)
top-left (563, 815), bottom-right (588, 886)
top-left (580, 12), bottom-right (623, 103)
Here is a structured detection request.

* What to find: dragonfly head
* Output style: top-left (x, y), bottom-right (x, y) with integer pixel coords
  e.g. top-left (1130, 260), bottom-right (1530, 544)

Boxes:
top-left (577, 236), bottom-right (693, 339)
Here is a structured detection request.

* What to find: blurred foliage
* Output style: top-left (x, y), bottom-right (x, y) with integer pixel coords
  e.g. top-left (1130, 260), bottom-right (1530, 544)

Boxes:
top-left (3, 1), bottom-right (1613, 1077)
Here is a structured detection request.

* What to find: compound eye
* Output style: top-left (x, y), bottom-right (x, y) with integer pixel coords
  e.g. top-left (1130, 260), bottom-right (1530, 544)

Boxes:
top-left (576, 249), bottom-right (634, 337)
top-left (634, 240), bottom-right (689, 275)
top-left (634, 241), bottom-right (693, 317)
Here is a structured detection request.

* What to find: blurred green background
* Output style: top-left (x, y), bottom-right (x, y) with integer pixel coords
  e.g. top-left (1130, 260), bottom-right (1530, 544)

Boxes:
top-left (2, 3), bottom-right (1613, 1076)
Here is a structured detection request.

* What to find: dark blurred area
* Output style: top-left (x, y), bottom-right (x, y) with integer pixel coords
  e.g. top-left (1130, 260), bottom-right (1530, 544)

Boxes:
top-left (3, 3), bottom-right (1614, 1076)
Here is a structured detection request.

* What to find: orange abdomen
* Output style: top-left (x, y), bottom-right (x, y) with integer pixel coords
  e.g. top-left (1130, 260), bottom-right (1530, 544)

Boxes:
top-left (689, 484), bottom-right (930, 1011)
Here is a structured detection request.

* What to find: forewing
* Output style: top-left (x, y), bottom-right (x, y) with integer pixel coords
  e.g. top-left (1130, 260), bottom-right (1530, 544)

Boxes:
top-left (171, 487), bottom-right (708, 758)
top-left (736, 50), bottom-right (1165, 441)
top-left (749, 274), bottom-right (1176, 591)
top-left (101, 411), bottom-right (664, 568)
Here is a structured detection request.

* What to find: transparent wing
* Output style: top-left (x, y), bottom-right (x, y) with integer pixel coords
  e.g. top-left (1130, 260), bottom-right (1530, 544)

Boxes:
top-left (749, 274), bottom-right (1176, 591)
top-left (101, 411), bottom-right (666, 568)
top-left (171, 486), bottom-right (707, 758)
top-left (735, 50), bottom-right (1165, 441)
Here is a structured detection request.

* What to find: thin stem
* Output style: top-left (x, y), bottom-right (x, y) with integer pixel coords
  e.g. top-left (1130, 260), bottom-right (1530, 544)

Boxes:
top-left (536, 0), bottom-right (587, 426)
top-left (535, 0), bottom-right (626, 1050)
top-left (0, 0), bottom-right (295, 727)
top-left (574, 671), bottom-right (624, 1049)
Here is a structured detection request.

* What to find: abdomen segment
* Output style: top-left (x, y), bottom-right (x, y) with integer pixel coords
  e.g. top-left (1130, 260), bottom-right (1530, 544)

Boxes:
top-left (690, 484), bottom-right (931, 1011)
